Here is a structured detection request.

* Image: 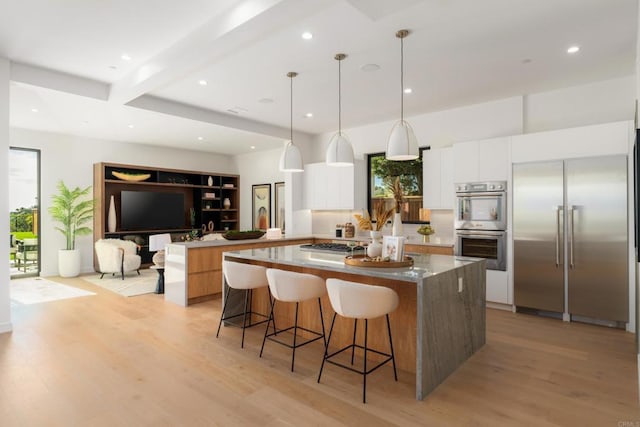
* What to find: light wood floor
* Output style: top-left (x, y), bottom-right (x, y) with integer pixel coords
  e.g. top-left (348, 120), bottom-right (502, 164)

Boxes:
top-left (1, 275), bottom-right (639, 426)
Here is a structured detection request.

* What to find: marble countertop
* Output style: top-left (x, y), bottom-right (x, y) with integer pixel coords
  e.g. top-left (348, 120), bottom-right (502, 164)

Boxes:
top-left (224, 245), bottom-right (480, 283)
top-left (167, 233), bottom-right (455, 249)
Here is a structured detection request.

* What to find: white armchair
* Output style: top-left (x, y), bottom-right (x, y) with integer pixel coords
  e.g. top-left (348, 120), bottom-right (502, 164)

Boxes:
top-left (95, 239), bottom-right (142, 280)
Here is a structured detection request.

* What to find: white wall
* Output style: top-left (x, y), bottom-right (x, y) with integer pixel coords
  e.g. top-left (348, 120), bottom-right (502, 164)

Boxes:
top-left (234, 147), bottom-right (285, 230)
top-left (525, 76), bottom-right (634, 133)
top-left (0, 58), bottom-right (11, 333)
top-left (10, 127), bottom-right (238, 277)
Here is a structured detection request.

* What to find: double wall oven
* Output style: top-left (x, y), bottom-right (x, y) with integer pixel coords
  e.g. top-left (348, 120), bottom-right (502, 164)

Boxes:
top-left (454, 181), bottom-right (507, 271)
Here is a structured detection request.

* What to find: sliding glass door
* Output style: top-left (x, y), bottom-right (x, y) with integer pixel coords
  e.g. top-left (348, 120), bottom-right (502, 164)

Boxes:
top-left (9, 148), bottom-right (40, 278)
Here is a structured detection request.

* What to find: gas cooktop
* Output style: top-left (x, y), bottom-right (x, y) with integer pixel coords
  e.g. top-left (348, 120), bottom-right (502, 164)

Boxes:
top-left (299, 243), bottom-right (365, 253)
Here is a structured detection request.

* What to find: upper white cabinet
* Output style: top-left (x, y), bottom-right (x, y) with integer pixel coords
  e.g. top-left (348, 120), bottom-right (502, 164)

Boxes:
top-left (304, 161), bottom-right (365, 210)
top-left (423, 147), bottom-right (454, 209)
top-left (511, 121), bottom-right (631, 163)
top-left (453, 137), bottom-right (510, 183)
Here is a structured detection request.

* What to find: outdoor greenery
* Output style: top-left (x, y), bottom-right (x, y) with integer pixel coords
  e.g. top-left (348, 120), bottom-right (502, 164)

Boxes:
top-left (10, 207), bottom-right (36, 233)
top-left (48, 181), bottom-right (94, 250)
top-left (370, 153), bottom-right (423, 197)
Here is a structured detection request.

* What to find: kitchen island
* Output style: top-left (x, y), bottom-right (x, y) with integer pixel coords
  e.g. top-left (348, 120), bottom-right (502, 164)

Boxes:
top-left (164, 236), bottom-right (314, 306)
top-left (224, 245), bottom-right (486, 400)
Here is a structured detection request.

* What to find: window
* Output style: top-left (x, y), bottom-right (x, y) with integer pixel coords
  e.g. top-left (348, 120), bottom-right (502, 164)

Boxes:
top-left (367, 148), bottom-right (428, 224)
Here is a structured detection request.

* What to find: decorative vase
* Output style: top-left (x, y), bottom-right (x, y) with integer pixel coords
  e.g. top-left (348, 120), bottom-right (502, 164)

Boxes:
top-left (422, 234), bottom-right (431, 243)
top-left (392, 212), bottom-right (403, 236)
top-left (223, 198), bottom-right (231, 209)
top-left (207, 176), bottom-right (213, 186)
top-left (367, 231), bottom-right (383, 257)
top-left (108, 195), bottom-right (116, 232)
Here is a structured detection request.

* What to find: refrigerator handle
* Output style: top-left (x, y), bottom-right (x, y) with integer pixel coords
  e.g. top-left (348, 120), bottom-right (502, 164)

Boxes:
top-left (568, 205), bottom-right (576, 269)
top-left (555, 206), bottom-right (563, 267)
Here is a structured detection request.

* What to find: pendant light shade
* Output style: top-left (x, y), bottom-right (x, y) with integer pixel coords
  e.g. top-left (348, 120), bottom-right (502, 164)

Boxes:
top-left (326, 53), bottom-right (354, 167)
top-left (280, 71), bottom-right (304, 173)
top-left (279, 141), bottom-right (303, 172)
top-left (386, 29), bottom-right (419, 161)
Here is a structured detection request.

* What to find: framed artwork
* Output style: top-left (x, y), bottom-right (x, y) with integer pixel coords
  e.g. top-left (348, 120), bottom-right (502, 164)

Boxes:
top-left (275, 181), bottom-right (285, 232)
top-left (382, 236), bottom-right (405, 261)
top-left (252, 183), bottom-right (271, 230)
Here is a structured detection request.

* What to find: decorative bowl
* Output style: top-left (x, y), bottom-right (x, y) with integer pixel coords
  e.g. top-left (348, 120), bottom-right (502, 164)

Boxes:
top-left (222, 230), bottom-right (265, 240)
top-left (112, 171), bottom-right (151, 182)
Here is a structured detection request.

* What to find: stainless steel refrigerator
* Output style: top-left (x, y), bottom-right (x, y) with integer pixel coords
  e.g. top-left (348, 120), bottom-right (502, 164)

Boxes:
top-left (513, 156), bottom-right (628, 323)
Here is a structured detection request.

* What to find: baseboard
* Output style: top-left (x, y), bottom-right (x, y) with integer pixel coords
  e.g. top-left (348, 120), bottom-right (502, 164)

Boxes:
top-left (487, 301), bottom-right (512, 311)
top-left (0, 321), bottom-right (13, 334)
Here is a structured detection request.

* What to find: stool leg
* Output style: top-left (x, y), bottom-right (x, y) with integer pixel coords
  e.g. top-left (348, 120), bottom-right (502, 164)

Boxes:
top-left (318, 298), bottom-right (326, 348)
top-left (269, 294), bottom-right (277, 336)
top-left (386, 314), bottom-right (398, 381)
top-left (241, 289), bottom-right (250, 348)
top-left (216, 286), bottom-right (232, 338)
top-left (351, 319), bottom-right (357, 365)
top-left (291, 302), bottom-right (299, 372)
top-left (317, 313), bottom-right (337, 383)
top-left (260, 299), bottom-right (276, 358)
top-left (363, 319), bottom-right (368, 404)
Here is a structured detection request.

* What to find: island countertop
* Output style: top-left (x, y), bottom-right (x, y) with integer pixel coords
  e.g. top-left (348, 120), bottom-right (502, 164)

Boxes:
top-left (223, 245), bottom-right (475, 282)
top-left (224, 244), bottom-right (486, 400)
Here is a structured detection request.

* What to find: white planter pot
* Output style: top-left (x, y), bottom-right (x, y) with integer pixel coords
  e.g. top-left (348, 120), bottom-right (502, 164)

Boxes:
top-left (367, 231), bottom-right (383, 257)
top-left (58, 249), bottom-right (81, 278)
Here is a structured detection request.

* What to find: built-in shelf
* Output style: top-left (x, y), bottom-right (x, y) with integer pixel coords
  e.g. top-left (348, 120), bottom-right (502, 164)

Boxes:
top-left (94, 162), bottom-right (240, 269)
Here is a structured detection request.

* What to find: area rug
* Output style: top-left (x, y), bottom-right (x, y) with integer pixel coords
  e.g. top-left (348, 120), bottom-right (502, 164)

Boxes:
top-left (10, 277), bottom-right (96, 305)
top-left (83, 269), bottom-right (158, 297)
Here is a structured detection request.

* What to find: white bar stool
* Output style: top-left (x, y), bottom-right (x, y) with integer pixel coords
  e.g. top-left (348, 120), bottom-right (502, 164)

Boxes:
top-left (318, 278), bottom-right (399, 403)
top-left (260, 268), bottom-right (327, 372)
top-left (216, 261), bottom-right (272, 348)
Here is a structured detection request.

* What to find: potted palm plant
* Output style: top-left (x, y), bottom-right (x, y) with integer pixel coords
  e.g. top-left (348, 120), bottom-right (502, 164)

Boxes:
top-left (48, 181), bottom-right (94, 277)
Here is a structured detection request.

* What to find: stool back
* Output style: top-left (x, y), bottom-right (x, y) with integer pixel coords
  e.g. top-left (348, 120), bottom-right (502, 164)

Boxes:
top-left (223, 261), bottom-right (268, 290)
top-left (326, 279), bottom-right (399, 319)
top-left (265, 269), bottom-right (326, 302)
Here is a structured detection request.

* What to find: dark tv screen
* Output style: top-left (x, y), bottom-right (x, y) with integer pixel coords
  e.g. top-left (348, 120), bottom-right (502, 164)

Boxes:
top-left (121, 191), bottom-right (184, 230)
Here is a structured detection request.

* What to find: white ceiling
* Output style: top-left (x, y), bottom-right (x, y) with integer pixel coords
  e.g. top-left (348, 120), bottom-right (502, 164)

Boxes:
top-left (2, 0), bottom-right (637, 155)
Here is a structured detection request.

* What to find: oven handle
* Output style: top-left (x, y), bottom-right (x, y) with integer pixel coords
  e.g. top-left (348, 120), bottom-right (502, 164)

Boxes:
top-left (456, 230), bottom-right (506, 237)
top-left (455, 192), bottom-right (506, 198)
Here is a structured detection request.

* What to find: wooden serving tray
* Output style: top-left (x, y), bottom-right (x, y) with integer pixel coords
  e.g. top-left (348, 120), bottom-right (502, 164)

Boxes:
top-left (344, 254), bottom-right (413, 268)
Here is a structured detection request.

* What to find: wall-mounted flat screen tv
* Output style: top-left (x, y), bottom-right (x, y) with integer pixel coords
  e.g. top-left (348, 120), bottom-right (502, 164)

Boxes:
top-left (121, 190), bottom-right (185, 230)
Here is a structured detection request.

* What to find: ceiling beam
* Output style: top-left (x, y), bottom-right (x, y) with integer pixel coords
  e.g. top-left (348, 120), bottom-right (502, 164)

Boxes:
top-left (10, 62), bottom-right (109, 100)
top-left (108, 0), bottom-right (338, 105)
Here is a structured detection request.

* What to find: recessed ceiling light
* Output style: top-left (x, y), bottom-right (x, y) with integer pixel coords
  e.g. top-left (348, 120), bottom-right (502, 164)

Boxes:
top-left (197, 136), bottom-right (204, 141)
top-left (198, 79), bottom-right (208, 86)
top-left (250, 146), bottom-right (256, 149)
top-left (305, 113), bottom-right (313, 118)
top-left (567, 45), bottom-right (580, 54)
top-left (258, 97), bottom-right (274, 104)
top-left (404, 88), bottom-right (412, 94)
top-left (127, 124), bottom-right (134, 128)
top-left (361, 63), bottom-right (380, 72)
top-left (31, 108), bottom-right (38, 113)
top-left (301, 32), bottom-right (313, 40)
top-left (121, 54), bottom-right (132, 61)
top-left (109, 65), bottom-right (118, 70)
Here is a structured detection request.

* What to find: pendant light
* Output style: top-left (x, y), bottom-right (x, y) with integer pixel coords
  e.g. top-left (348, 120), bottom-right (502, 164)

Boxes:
top-left (386, 29), bottom-right (418, 161)
top-left (279, 71), bottom-right (304, 172)
top-left (326, 53), bottom-right (354, 166)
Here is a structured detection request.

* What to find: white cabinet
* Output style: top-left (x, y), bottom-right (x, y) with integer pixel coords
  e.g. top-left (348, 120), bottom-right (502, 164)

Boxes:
top-left (486, 270), bottom-right (508, 304)
top-left (423, 147), bottom-right (454, 209)
top-left (304, 161), bottom-right (365, 210)
top-left (453, 137), bottom-right (510, 183)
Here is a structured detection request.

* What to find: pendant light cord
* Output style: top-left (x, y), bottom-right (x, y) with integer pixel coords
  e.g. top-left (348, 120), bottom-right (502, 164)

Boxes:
top-left (290, 74), bottom-right (293, 142)
top-left (338, 57), bottom-right (342, 134)
top-left (400, 34), bottom-right (404, 122)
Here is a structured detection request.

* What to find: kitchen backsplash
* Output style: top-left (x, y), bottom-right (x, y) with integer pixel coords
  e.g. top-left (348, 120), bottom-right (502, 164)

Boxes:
top-left (311, 209), bottom-right (454, 242)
